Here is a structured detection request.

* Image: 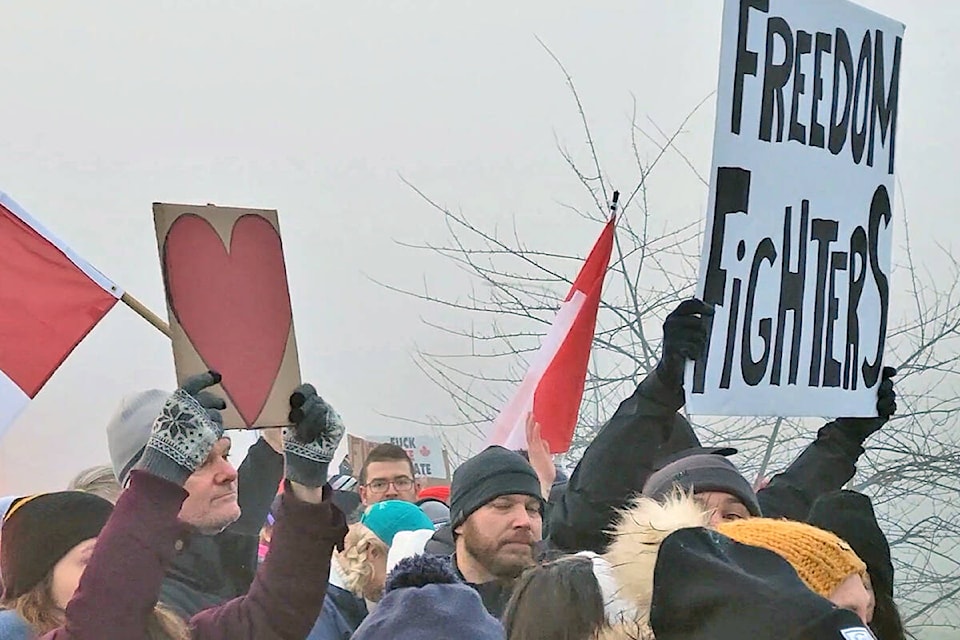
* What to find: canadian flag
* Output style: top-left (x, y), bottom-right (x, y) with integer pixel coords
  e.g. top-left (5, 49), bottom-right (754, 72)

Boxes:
top-left (0, 193), bottom-right (121, 438)
top-left (486, 216), bottom-right (616, 453)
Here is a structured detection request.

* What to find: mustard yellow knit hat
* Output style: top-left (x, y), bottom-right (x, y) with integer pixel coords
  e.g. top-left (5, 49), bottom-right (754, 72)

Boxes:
top-left (716, 518), bottom-right (866, 598)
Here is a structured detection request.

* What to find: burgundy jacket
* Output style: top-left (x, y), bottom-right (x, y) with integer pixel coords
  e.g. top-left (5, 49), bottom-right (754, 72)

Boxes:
top-left (42, 471), bottom-right (347, 640)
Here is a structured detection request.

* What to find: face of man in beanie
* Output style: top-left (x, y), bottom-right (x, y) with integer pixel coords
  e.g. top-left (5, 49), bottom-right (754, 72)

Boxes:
top-left (178, 437), bottom-right (241, 535)
top-left (455, 494), bottom-right (542, 583)
top-left (696, 491), bottom-right (752, 525)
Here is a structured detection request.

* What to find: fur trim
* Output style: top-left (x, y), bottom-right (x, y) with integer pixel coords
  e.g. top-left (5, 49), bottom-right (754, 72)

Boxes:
top-left (602, 490), bottom-right (710, 629)
top-left (595, 620), bottom-right (655, 640)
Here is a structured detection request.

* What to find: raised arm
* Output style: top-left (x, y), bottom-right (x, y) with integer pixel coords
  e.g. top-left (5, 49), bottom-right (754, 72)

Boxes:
top-left (189, 384), bottom-right (349, 640)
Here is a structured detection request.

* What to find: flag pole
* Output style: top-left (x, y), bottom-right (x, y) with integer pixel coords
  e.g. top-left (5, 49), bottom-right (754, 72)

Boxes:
top-left (609, 190), bottom-right (620, 222)
top-left (121, 292), bottom-right (172, 338)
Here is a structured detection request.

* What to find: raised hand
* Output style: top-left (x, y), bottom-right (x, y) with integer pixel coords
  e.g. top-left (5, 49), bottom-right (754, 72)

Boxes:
top-left (283, 383), bottom-right (346, 488)
top-left (134, 370), bottom-right (226, 486)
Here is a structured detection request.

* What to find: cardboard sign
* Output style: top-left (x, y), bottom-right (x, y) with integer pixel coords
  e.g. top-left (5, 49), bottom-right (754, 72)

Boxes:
top-left (687, 0), bottom-right (903, 417)
top-left (348, 434), bottom-right (450, 480)
top-left (154, 203), bottom-right (301, 429)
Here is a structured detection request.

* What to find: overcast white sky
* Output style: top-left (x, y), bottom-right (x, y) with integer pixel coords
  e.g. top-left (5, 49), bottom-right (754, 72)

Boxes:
top-left (0, 1), bottom-right (955, 493)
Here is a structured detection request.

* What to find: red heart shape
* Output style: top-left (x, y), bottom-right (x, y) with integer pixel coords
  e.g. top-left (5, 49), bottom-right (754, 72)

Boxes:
top-left (163, 214), bottom-right (292, 426)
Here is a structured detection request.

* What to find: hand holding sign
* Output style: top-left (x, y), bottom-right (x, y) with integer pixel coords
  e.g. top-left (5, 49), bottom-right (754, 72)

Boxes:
top-left (657, 299), bottom-right (714, 389)
top-left (283, 383), bottom-right (346, 488)
top-left (834, 366), bottom-right (897, 444)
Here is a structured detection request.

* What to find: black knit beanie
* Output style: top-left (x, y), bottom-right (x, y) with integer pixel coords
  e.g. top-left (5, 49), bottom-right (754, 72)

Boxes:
top-left (449, 446), bottom-right (542, 529)
top-left (1, 491), bottom-right (114, 599)
top-left (807, 490), bottom-right (895, 599)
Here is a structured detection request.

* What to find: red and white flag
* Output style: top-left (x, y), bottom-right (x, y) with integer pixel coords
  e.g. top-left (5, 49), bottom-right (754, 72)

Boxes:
top-left (486, 216), bottom-right (616, 453)
top-left (0, 193), bottom-right (121, 438)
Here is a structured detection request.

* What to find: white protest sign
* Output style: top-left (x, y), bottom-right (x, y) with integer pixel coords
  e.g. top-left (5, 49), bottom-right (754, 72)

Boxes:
top-left (687, 0), bottom-right (903, 417)
top-left (367, 434), bottom-right (448, 479)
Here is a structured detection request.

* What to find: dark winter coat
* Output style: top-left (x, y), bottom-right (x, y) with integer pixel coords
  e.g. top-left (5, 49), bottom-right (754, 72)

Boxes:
top-left (451, 555), bottom-right (515, 620)
top-left (40, 471), bottom-right (347, 640)
top-left (549, 369), bottom-right (871, 552)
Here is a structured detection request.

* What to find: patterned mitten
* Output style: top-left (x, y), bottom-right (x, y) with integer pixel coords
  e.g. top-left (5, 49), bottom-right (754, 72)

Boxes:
top-left (283, 384), bottom-right (346, 487)
top-left (133, 371), bottom-right (227, 486)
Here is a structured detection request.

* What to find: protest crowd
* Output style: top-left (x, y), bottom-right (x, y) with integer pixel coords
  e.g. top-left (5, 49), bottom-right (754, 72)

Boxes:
top-left (0, 0), bottom-right (925, 635)
top-left (0, 299), bottom-right (907, 640)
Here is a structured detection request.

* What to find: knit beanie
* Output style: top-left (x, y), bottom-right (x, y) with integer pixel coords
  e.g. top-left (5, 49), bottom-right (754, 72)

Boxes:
top-left (1, 492), bottom-right (114, 599)
top-left (106, 389), bottom-right (168, 486)
top-left (716, 518), bottom-right (866, 598)
top-left (807, 490), bottom-right (895, 599)
top-left (449, 446), bottom-right (542, 529)
top-left (643, 454), bottom-right (762, 517)
top-left (352, 554), bottom-right (505, 640)
top-left (650, 527), bottom-right (878, 640)
top-left (361, 500), bottom-right (435, 547)
top-left (416, 498), bottom-right (450, 528)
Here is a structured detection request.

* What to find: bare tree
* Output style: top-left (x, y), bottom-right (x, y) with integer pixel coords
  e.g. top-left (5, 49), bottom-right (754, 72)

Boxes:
top-left (384, 47), bottom-right (960, 634)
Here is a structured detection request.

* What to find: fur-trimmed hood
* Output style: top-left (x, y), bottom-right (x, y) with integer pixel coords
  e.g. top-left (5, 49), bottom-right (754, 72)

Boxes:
top-left (598, 492), bottom-right (710, 639)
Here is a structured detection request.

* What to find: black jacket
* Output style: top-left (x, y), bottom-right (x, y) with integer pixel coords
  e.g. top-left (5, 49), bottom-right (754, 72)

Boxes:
top-left (159, 437), bottom-right (285, 619)
top-left (756, 421), bottom-right (866, 520)
top-left (549, 370), bottom-right (701, 553)
top-left (451, 554), bottom-right (515, 620)
top-left (548, 370), bottom-right (870, 552)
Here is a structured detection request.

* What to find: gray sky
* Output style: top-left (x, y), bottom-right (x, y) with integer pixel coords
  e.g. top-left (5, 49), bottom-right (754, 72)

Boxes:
top-left (0, 1), bottom-right (955, 493)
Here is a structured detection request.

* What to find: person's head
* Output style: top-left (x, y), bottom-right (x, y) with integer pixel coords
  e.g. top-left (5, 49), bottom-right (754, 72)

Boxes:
top-left (417, 484), bottom-right (450, 505)
top-left (337, 523), bottom-right (390, 601)
top-left (66, 465), bottom-right (123, 504)
top-left (648, 526), bottom-right (881, 640)
top-left (450, 447), bottom-right (544, 583)
top-left (716, 518), bottom-right (872, 624)
top-left (807, 490), bottom-right (898, 634)
top-left (503, 555), bottom-right (609, 640)
top-left (359, 443), bottom-right (419, 507)
top-left (352, 554), bottom-right (504, 640)
top-left (343, 500), bottom-right (434, 601)
top-left (0, 492), bottom-right (189, 639)
top-left (416, 498), bottom-right (450, 529)
top-left (106, 389), bottom-right (241, 535)
top-left (642, 452), bottom-right (760, 526)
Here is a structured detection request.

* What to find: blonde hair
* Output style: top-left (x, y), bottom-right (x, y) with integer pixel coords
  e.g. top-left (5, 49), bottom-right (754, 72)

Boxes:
top-left (67, 465), bottom-right (123, 504)
top-left (1, 572), bottom-right (189, 639)
top-left (335, 523), bottom-right (388, 598)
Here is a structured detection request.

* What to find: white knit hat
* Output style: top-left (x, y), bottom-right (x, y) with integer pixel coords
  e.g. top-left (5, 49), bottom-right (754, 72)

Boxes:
top-left (105, 389), bottom-right (168, 486)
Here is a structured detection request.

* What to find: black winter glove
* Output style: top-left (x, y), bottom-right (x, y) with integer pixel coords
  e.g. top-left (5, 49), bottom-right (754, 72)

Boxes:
top-left (283, 383), bottom-right (346, 487)
top-left (656, 298), bottom-right (714, 388)
top-left (833, 366), bottom-right (897, 443)
top-left (133, 371), bottom-right (226, 486)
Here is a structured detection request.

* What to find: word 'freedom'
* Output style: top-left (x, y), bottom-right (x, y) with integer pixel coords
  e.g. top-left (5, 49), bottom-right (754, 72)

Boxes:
top-left (731, 0), bottom-right (901, 173)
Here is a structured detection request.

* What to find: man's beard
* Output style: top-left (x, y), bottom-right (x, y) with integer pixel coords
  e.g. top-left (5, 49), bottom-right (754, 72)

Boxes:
top-left (462, 529), bottom-right (536, 581)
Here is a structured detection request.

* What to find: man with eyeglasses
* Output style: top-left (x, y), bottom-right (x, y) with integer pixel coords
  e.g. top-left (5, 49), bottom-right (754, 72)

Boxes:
top-left (358, 443), bottom-right (420, 508)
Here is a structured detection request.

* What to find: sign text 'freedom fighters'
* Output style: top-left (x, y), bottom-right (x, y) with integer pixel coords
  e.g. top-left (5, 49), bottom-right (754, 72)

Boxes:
top-left (688, 0), bottom-right (904, 417)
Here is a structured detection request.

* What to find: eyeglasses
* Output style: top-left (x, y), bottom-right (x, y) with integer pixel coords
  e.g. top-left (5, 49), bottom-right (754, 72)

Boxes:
top-left (366, 477), bottom-right (414, 493)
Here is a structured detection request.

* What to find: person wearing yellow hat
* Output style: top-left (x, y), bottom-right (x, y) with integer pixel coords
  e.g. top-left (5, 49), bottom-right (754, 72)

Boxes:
top-left (716, 517), bottom-right (872, 623)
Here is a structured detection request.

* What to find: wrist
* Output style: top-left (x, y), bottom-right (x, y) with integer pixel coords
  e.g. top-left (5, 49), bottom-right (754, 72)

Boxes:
top-left (284, 456), bottom-right (330, 488)
top-left (289, 481), bottom-right (327, 504)
top-left (133, 446), bottom-right (193, 486)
